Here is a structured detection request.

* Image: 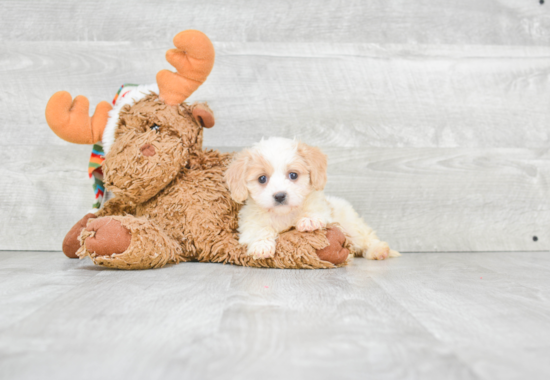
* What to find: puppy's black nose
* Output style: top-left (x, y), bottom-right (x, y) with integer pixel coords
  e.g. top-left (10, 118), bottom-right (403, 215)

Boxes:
top-left (273, 192), bottom-right (287, 204)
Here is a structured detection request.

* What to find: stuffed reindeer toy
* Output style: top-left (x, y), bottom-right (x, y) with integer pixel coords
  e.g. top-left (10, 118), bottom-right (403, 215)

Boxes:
top-left (45, 30), bottom-right (350, 270)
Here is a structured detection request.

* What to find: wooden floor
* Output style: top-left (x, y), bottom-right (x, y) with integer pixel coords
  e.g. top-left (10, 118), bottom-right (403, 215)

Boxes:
top-left (1, 251), bottom-right (550, 380)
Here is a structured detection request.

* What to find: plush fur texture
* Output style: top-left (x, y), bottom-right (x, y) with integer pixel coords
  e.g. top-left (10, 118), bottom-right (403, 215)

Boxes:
top-left (103, 84), bottom-right (159, 154)
top-left (71, 94), bottom-right (351, 270)
top-left (225, 137), bottom-right (400, 261)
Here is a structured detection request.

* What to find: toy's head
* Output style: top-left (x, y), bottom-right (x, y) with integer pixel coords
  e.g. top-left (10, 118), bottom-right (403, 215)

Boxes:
top-left (45, 30), bottom-right (216, 203)
top-left (103, 95), bottom-right (214, 203)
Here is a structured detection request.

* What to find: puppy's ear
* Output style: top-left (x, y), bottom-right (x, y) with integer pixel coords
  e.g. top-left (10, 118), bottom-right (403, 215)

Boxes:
top-left (225, 150), bottom-right (250, 203)
top-left (297, 142), bottom-right (327, 191)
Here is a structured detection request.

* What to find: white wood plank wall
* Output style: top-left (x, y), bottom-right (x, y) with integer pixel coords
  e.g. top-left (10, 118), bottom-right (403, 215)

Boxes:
top-left (0, 0), bottom-right (548, 252)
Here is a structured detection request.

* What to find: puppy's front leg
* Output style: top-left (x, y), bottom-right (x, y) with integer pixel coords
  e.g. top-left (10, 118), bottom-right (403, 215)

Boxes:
top-left (248, 237), bottom-right (278, 260)
top-left (297, 215), bottom-right (328, 232)
top-left (296, 193), bottom-right (332, 232)
top-left (239, 224), bottom-right (278, 260)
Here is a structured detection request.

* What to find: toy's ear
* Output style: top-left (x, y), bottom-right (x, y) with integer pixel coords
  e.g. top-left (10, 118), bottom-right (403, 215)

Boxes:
top-left (225, 150), bottom-right (250, 203)
top-left (297, 142), bottom-right (327, 191)
top-left (192, 103), bottom-right (215, 128)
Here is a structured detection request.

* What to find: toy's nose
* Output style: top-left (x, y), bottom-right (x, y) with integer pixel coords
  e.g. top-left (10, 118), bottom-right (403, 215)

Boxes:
top-left (140, 144), bottom-right (156, 157)
top-left (273, 192), bottom-right (287, 204)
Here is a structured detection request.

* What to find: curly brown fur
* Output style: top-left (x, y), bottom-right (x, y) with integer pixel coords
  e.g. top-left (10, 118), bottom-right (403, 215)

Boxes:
top-left (73, 93), bottom-right (349, 270)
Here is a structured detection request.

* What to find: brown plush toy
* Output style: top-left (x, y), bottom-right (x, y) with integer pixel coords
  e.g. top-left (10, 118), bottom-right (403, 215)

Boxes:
top-left (45, 30), bottom-right (350, 270)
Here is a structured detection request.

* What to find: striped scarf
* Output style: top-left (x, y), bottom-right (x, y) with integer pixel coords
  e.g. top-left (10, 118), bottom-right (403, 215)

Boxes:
top-left (88, 83), bottom-right (139, 209)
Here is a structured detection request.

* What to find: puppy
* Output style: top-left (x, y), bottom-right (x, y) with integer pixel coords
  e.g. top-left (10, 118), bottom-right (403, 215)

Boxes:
top-left (225, 137), bottom-right (400, 260)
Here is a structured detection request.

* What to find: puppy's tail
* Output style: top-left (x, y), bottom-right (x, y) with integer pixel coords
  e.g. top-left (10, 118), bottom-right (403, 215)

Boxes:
top-left (389, 249), bottom-right (401, 257)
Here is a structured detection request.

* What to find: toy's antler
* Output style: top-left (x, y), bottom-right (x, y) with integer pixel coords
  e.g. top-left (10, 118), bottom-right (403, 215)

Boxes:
top-left (157, 30), bottom-right (215, 106)
top-left (45, 91), bottom-right (112, 144)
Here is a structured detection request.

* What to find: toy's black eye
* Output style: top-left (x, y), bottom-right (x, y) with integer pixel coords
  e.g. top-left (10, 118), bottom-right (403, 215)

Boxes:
top-left (150, 124), bottom-right (160, 132)
top-left (258, 175), bottom-right (267, 184)
top-left (289, 172), bottom-right (298, 180)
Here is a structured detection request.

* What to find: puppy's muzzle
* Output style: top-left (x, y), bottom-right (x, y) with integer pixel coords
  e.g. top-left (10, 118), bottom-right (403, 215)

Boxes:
top-left (273, 192), bottom-right (287, 204)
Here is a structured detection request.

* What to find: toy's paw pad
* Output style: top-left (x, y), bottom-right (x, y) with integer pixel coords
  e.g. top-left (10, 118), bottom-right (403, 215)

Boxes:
top-left (316, 227), bottom-right (349, 265)
top-left (248, 239), bottom-right (277, 260)
top-left (365, 241), bottom-right (390, 260)
top-left (297, 217), bottom-right (325, 232)
top-left (63, 213), bottom-right (98, 258)
top-left (84, 217), bottom-right (131, 256)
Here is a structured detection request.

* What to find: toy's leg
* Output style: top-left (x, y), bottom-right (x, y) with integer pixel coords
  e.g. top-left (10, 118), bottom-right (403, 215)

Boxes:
top-left (62, 213), bottom-right (98, 258)
top-left (77, 215), bottom-right (183, 270)
top-left (210, 225), bottom-right (350, 269)
top-left (269, 225), bottom-right (352, 268)
top-left (60, 197), bottom-right (138, 258)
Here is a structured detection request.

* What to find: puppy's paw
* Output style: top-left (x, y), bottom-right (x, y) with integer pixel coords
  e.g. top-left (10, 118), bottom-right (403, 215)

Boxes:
top-left (297, 217), bottom-right (325, 232)
top-left (247, 239), bottom-right (277, 259)
top-left (365, 240), bottom-right (390, 260)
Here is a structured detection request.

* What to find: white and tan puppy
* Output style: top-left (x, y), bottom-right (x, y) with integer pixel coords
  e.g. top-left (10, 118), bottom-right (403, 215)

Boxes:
top-left (225, 137), bottom-right (399, 260)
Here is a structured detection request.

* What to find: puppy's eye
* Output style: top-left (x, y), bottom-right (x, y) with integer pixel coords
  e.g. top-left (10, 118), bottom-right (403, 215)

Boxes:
top-left (150, 124), bottom-right (160, 132)
top-left (258, 175), bottom-right (267, 184)
top-left (289, 172), bottom-right (298, 180)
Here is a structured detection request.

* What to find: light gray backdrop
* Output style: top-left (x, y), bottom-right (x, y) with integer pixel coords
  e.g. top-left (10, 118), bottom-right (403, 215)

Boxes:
top-left (1, 0), bottom-right (548, 252)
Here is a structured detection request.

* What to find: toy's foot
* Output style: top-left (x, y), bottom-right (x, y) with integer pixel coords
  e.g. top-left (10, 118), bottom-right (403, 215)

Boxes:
top-left (365, 240), bottom-right (390, 260)
top-left (77, 215), bottom-right (182, 270)
top-left (62, 213), bottom-right (98, 258)
top-left (297, 217), bottom-right (325, 232)
top-left (315, 227), bottom-right (349, 265)
top-left (84, 217), bottom-right (132, 256)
